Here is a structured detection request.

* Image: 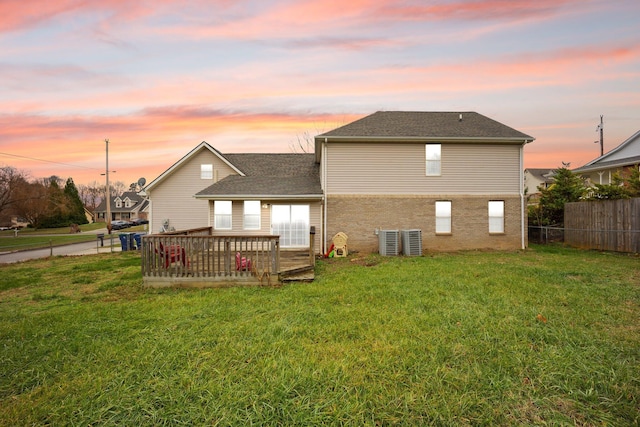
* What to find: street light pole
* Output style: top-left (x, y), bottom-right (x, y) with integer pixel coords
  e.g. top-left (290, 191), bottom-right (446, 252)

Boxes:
top-left (105, 139), bottom-right (111, 232)
top-left (595, 115), bottom-right (604, 157)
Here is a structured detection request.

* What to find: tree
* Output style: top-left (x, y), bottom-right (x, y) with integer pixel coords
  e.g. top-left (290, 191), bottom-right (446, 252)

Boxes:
top-left (38, 178), bottom-right (68, 228)
top-left (535, 167), bottom-right (586, 226)
top-left (63, 178), bottom-right (89, 225)
top-left (12, 180), bottom-right (49, 229)
top-left (78, 181), bottom-right (102, 212)
top-left (289, 131), bottom-right (315, 153)
top-left (586, 173), bottom-right (630, 200)
top-left (111, 180), bottom-right (127, 197)
top-left (625, 165), bottom-right (640, 197)
top-left (0, 166), bottom-right (27, 219)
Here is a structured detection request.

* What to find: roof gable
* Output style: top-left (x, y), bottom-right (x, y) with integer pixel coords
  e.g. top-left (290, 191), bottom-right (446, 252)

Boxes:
top-left (525, 168), bottom-right (555, 182)
top-left (574, 130), bottom-right (640, 173)
top-left (145, 141), bottom-right (244, 191)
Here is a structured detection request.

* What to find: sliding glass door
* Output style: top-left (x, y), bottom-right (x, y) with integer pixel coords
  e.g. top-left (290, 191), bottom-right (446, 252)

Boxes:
top-left (271, 205), bottom-right (309, 247)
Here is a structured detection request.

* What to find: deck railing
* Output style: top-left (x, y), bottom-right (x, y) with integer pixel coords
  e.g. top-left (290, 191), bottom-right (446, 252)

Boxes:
top-left (141, 232), bottom-right (280, 286)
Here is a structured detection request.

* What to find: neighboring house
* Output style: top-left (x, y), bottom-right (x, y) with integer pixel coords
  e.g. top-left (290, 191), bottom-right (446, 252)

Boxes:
top-left (84, 207), bottom-right (95, 223)
top-left (145, 142), bottom-right (323, 253)
top-left (95, 191), bottom-right (149, 223)
top-left (573, 130), bottom-right (640, 185)
top-left (314, 111), bottom-right (534, 252)
top-left (146, 111), bottom-right (534, 254)
top-left (524, 168), bottom-right (555, 201)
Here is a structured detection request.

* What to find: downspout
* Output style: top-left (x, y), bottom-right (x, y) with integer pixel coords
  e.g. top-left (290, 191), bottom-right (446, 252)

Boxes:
top-left (147, 191), bottom-right (153, 234)
top-left (323, 138), bottom-right (328, 254)
top-left (520, 141), bottom-right (526, 250)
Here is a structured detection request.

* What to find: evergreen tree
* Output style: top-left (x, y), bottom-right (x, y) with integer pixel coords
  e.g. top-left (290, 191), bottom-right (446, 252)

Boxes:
top-left (536, 167), bottom-right (586, 226)
top-left (625, 165), bottom-right (640, 197)
top-left (64, 178), bottom-right (89, 225)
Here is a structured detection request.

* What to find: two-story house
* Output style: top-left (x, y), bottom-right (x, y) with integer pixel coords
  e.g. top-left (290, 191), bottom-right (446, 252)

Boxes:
top-left (315, 111), bottom-right (534, 252)
top-left (95, 191), bottom-right (148, 223)
top-left (146, 111), bottom-right (534, 253)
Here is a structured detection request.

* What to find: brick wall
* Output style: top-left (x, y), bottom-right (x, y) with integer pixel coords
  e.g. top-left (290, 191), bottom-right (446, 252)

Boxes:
top-left (326, 194), bottom-right (524, 253)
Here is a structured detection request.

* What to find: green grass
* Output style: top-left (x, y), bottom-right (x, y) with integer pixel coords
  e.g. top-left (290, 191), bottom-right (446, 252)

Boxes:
top-left (0, 246), bottom-right (638, 425)
top-left (0, 224), bottom-right (146, 252)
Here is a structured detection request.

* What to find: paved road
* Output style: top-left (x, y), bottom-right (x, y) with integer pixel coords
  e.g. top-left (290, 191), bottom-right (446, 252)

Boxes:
top-left (0, 232), bottom-right (124, 264)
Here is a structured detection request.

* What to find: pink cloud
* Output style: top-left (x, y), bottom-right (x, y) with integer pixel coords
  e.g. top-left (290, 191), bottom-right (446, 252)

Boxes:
top-left (0, 109), bottom-right (358, 185)
top-left (376, 0), bottom-right (582, 22)
top-left (362, 41), bottom-right (640, 95)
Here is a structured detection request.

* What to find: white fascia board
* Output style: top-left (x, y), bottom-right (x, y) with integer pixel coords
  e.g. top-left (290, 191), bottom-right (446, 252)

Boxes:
top-left (320, 136), bottom-right (535, 144)
top-left (145, 141), bottom-right (244, 191)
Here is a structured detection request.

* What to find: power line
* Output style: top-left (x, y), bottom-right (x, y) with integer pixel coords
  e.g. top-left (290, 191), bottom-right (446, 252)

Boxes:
top-left (0, 151), bottom-right (100, 171)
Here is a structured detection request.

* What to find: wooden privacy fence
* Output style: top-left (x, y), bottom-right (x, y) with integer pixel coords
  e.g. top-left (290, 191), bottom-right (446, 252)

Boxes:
top-left (141, 232), bottom-right (280, 287)
top-left (564, 198), bottom-right (640, 253)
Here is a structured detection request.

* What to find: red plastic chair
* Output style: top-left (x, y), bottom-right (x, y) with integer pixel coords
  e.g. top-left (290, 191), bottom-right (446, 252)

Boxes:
top-left (235, 252), bottom-right (252, 271)
top-left (158, 243), bottom-right (188, 268)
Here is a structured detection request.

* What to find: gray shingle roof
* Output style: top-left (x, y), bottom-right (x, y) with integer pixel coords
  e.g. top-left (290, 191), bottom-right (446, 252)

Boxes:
top-left (526, 168), bottom-right (555, 182)
top-left (95, 191), bottom-right (146, 213)
top-left (196, 153), bottom-right (321, 198)
top-left (317, 111), bottom-right (534, 140)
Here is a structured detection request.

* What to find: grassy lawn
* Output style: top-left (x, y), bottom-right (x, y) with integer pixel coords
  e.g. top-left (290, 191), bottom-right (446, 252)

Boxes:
top-left (0, 223), bottom-right (147, 252)
top-left (0, 246), bottom-right (638, 425)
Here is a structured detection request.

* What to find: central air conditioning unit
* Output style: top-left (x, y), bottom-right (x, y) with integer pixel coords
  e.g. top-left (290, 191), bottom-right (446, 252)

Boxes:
top-left (401, 229), bottom-right (422, 256)
top-left (379, 230), bottom-right (399, 256)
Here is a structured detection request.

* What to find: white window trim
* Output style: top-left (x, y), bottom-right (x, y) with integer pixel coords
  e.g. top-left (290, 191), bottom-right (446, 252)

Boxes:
top-left (488, 201), bottom-right (505, 234)
top-left (435, 200), bottom-right (452, 234)
top-left (426, 144), bottom-right (441, 176)
top-left (243, 201), bottom-right (261, 230)
top-left (214, 200), bottom-right (232, 230)
top-left (201, 164), bottom-right (213, 180)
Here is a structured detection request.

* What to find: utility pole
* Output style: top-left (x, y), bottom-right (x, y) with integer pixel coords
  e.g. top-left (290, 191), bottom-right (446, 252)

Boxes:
top-left (102, 139), bottom-right (115, 233)
top-left (596, 115), bottom-right (604, 157)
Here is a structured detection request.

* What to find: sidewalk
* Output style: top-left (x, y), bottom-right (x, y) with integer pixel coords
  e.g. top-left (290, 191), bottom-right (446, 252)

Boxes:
top-left (68, 242), bottom-right (123, 256)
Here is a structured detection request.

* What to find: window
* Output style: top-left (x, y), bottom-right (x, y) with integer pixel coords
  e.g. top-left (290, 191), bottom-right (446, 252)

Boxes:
top-left (201, 164), bottom-right (213, 179)
top-left (426, 144), bottom-right (441, 176)
top-left (214, 200), bottom-right (232, 229)
top-left (243, 201), bottom-right (261, 230)
top-left (435, 201), bottom-right (451, 234)
top-left (488, 201), bottom-right (504, 233)
top-left (115, 198), bottom-right (122, 208)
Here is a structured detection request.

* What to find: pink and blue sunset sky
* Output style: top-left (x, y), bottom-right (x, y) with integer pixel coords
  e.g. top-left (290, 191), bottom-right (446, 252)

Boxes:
top-left (1, 0), bottom-right (639, 187)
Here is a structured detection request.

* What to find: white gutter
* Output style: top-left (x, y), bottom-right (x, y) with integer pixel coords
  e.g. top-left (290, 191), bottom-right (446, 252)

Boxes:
top-left (322, 136), bottom-right (535, 144)
top-left (193, 194), bottom-right (322, 200)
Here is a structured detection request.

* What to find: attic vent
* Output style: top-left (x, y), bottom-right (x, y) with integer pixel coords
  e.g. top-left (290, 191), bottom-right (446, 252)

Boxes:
top-left (401, 229), bottom-right (422, 256)
top-left (459, 113), bottom-right (463, 122)
top-left (379, 230), bottom-right (399, 256)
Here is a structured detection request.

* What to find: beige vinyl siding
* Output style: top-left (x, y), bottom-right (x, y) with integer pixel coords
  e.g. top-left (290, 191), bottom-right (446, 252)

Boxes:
top-left (325, 142), bottom-right (521, 195)
top-left (208, 200), bottom-right (323, 254)
top-left (149, 150), bottom-right (239, 233)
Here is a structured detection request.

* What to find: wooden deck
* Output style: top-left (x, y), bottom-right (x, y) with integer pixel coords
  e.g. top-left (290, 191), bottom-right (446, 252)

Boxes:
top-left (140, 229), bottom-right (315, 288)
